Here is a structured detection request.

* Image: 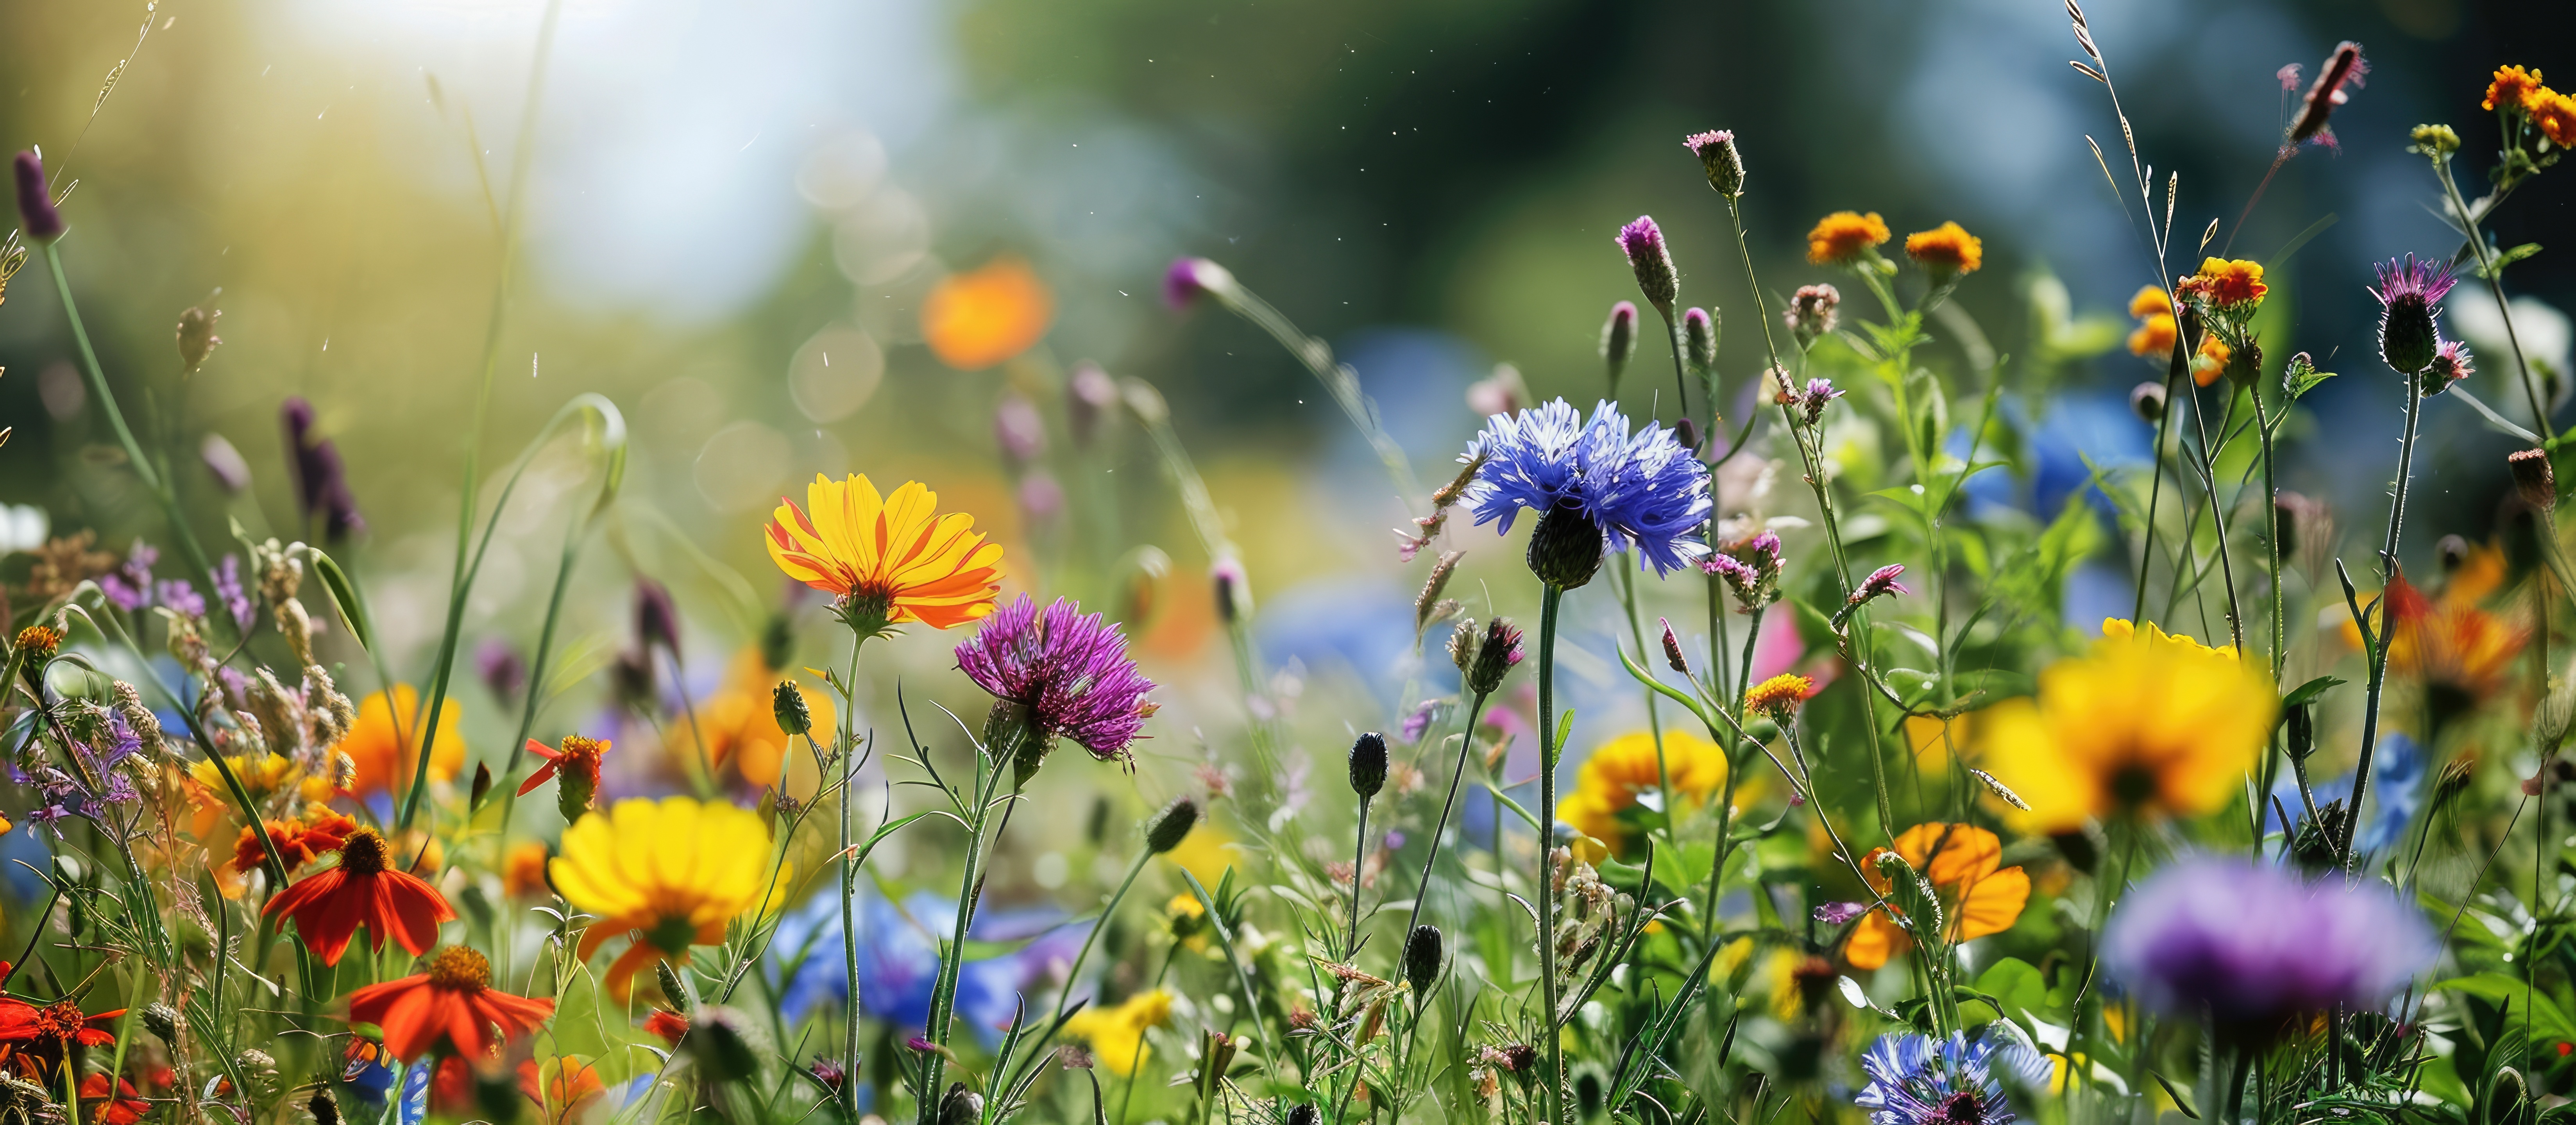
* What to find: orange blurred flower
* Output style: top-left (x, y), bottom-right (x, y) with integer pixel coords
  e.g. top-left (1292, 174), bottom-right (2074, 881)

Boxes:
top-left (765, 473), bottom-right (1005, 630)
top-left (2342, 545), bottom-right (2529, 728)
top-left (2127, 285), bottom-right (2172, 319)
top-left (2191, 335), bottom-right (2231, 388)
top-left (78, 1074), bottom-right (147, 1125)
top-left (229, 806), bottom-right (358, 877)
top-left (921, 257), bottom-right (1054, 370)
top-left (519, 1056), bottom-right (605, 1125)
top-left (670, 648), bottom-right (837, 793)
top-left (2127, 314), bottom-right (2177, 359)
top-left (338, 686), bottom-right (467, 798)
top-left (1902, 222), bottom-right (1982, 276)
top-left (1806, 211), bottom-right (1890, 264)
top-left (1843, 822), bottom-right (2030, 970)
top-left (347, 946), bottom-right (553, 1062)
top-left (503, 841), bottom-right (551, 900)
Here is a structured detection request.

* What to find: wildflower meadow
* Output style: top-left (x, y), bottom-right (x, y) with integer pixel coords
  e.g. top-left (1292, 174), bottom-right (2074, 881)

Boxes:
top-left (2, 5), bottom-right (2574, 1125)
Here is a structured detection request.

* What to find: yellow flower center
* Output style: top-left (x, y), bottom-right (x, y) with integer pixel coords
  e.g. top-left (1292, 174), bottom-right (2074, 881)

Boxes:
top-left (427, 946), bottom-right (491, 992)
top-left (339, 827), bottom-right (390, 875)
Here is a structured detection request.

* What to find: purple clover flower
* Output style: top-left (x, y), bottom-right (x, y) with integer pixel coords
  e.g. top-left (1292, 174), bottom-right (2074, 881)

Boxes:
top-left (1855, 1031), bottom-right (2048, 1125)
top-left (1799, 378), bottom-right (1847, 425)
top-left (955, 594), bottom-right (1156, 764)
top-left (1813, 901), bottom-right (1869, 926)
top-left (2104, 856), bottom-right (2435, 1039)
top-left (1461, 398), bottom-right (1712, 576)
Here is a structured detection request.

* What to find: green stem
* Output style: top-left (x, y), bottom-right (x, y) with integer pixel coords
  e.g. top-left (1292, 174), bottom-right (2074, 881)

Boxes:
top-left (1402, 689), bottom-right (1494, 941)
top-left (1533, 583), bottom-right (1565, 1125)
top-left (2341, 376), bottom-right (2426, 870)
top-left (916, 754), bottom-right (1000, 1124)
top-left (1615, 564), bottom-right (1674, 846)
top-left (841, 632), bottom-right (869, 1121)
top-left (1004, 845), bottom-right (1150, 1098)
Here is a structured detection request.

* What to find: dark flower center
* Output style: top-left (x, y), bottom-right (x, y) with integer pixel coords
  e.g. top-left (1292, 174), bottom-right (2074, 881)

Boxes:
top-left (1941, 1091), bottom-right (1987, 1125)
top-left (338, 828), bottom-right (389, 875)
top-left (426, 946), bottom-right (491, 992)
top-left (2109, 762), bottom-right (2160, 807)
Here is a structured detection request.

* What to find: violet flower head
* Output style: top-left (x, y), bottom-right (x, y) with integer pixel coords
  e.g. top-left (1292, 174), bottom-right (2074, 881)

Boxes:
top-left (1798, 378), bottom-right (1847, 426)
top-left (201, 433), bottom-right (252, 493)
top-left (955, 594), bottom-right (1156, 766)
top-left (283, 397), bottom-right (363, 538)
top-left (2371, 254), bottom-right (2456, 375)
top-left (101, 540), bottom-right (158, 611)
top-left (1616, 216), bottom-right (1679, 314)
top-left (995, 394), bottom-right (1046, 466)
top-left (1067, 362), bottom-right (1119, 446)
top-left (1399, 699), bottom-right (1440, 744)
top-left (1813, 901), bottom-right (1869, 927)
top-left (156, 580), bottom-right (205, 619)
top-left (1017, 472), bottom-right (1066, 526)
top-left (633, 579), bottom-right (682, 661)
top-left (13, 152), bottom-right (61, 242)
top-left (477, 637), bottom-right (528, 706)
top-left (2103, 856), bottom-right (2435, 1039)
top-left (1855, 1031), bottom-right (2048, 1125)
top-left (1857, 564), bottom-right (1911, 600)
top-left (2420, 339), bottom-right (2473, 397)
top-left (1163, 257), bottom-right (1232, 309)
top-left (1460, 398), bottom-right (1712, 584)
top-left (1683, 130), bottom-right (1744, 198)
top-left (212, 554), bottom-right (253, 630)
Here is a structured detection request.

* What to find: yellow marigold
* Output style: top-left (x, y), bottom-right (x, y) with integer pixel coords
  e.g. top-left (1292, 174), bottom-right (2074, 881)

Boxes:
top-left (1553, 730), bottom-right (1729, 857)
top-left (1903, 712), bottom-right (1973, 769)
top-left (13, 626), bottom-right (60, 658)
top-left (1902, 222), bottom-right (1982, 276)
top-left (1744, 673), bottom-right (1815, 717)
top-left (551, 797), bottom-right (787, 999)
top-left (764, 473), bottom-right (1004, 630)
top-left (1979, 619), bottom-right (2274, 830)
top-left (1843, 822), bottom-right (2029, 970)
top-left (921, 257), bottom-right (1055, 370)
top-left (335, 685), bottom-right (467, 798)
top-left (2127, 285), bottom-right (2171, 320)
top-left (669, 647), bottom-right (837, 796)
top-left (1805, 211), bottom-right (1890, 264)
top-left (2534, 90), bottom-right (2576, 149)
top-left (1062, 988), bottom-right (1173, 1077)
top-left (2126, 313), bottom-right (2177, 358)
top-left (2191, 257), bottom-right (2267, 307)
top-left (2485, 65), bottom-right (2546, 113)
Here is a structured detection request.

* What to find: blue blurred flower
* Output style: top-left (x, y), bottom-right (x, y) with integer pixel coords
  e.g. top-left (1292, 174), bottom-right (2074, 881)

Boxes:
top-left (770, 886), bottom-right (1081, 1046)
top-left (1462, 398), bottom-right (1710, 575)
top-left (2270, 732), bottom-right (2423, 856)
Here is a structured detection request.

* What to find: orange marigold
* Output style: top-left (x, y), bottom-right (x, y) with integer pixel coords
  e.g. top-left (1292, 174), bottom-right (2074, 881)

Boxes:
top-left (764, 473), bottom-right (1005, 630)
top-left (2484, 65), bottom-right (2546, 113)
top-left (921, 257), bottom-right (1055, 370)
top-left (1842, 822), bottom-right (2030, 970)
top-left (2127, 285), bottom-right (2171, 320)
top-left (2191, 257), bottom-right (2267, 307)
top-left (1902, 222), bottom-right (1982, 276)
top-left (1805, 211), bottom-right (1889, 264)
top-left (2192, 336), bottom-right (2231, 388)
top-left (2534, 90), bottom-right (2576, 149)
top-left (2128, 314), bottom-right (2177, 358)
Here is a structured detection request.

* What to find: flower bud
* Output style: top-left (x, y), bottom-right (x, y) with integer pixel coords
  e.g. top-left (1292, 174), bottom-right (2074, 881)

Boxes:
top-left (2410, 123), bottom-right (2460, 156)
top-left (1068, 361), bottom-right (1118, 446)
top-left (309, 1089), bottom-right (342, 1125)
top-left (13, 152), bottom-right (62, 242)
top-left (1685, 130), bottom-right (1745, 198)
top-left (1525, 500), bottom-right (1605, 589)
top-left (2437, 534), bottom-right (2471, 573)
top-left (177, 305), bottom-right (222, 374)
top-left (2373, 255), bottom-right (2455, 376)
top-left (1348, 733), bottom-right (1388, 802)
top-left (1465, 617), bottom-right (1523, 697)
top-left (1146, 796), bottom-right (1199, 854)
top-left (141, 1003), bottom-right (181, 1043)
top-left (2511, 448), bottom-right (2557, 512)
top-left (1403, 924), bottom-right (1443, 995)
top-left (1786, 284), bottom-right (1839, 345)
top-left (2420, 340), bottom-right (2472, 397)
top-left (1615, 216), bottom-right (1678, 316)
top-left (1600, 301), bottom-right (1637, 389)
top-left (1212, 556), bottom-right (1249, 626)
top-left (1659, 617), bottom-right (1689, 675)
top-left (1682, 307), bottom-right (1717, 377)
top-left (1163, 257), bottom-right (1232, 309)
top-left (687, 1007), bottom-right (762, 1084)
top-left (634, 579), bottom-right (682, 661)
top-left (774, 682), bottom-right (813, 738)
top-left (2129, 381), bottom-right (2166, 422)
top-left (657, 958), bottom-right (693, 1012)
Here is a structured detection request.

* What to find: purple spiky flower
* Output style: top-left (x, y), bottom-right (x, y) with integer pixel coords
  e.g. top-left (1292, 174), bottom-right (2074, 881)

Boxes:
top-left (1856, 1031), bottom-right (2048, 1125)
top-left (1616, 216), bottom-right (1678, 314)
top-left (956, 594), bottom-right (1156, 767)
top-left (2370, 255), bottom-right (2456, 375)
top-left (13, 152), bottom-right (61, 241)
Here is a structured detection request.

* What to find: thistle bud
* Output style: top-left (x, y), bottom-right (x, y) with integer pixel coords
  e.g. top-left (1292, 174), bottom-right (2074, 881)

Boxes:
top-left (1615, 216), bottom-right (1678, 316)
top-left (1525, 500), bottom-right (1605, 589)
top-left (1682, 307), bottom-right (1717, 377)
top-left (1402, 924), bottom-right (1443, 995)
top-left (1659, 617), bottom-right (1689, 675)
top-left (1601, 301), bottom-right (1637, 389)
top-left (13, 152), bottom-right (61, 242)
top-left (1146, 796), bottom-right (1199, 854)
top-left (634, 580), bottom-right (683, 661)
top-left (177, 305), bottom-right (222, 374)
top-left (2437, 534), bottom-right (2471, 573)
top-left (141, 1003), bottom-right (181, 1043)
top-left (2372, 255), bottom-right (2455, 377)
top-left (1684, 130), bottom-right (1745, 199)
top-left (773, 681), bottom-right (814, 736)
top-left (1466, 617), bottom-right (1523, 697)
top-left (1348, 733), bottom-right (1388, 802)
top-left (2129, 381), bottom-right (2166, 422)
top-left (2510, 448), bottom-right (2557, 512)
top-left (2420, 340), bottom-right (2472, 397)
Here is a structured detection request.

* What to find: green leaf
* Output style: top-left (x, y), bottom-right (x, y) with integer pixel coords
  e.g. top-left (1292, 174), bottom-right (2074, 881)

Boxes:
top-left (2150, 1072), bottom-right (2200, 1120)
top-left (2281, 675), bottom-right (2346, 707)
top-left (307, 548), bottom-right (374, 654)
top-left (2283, 352), bottom-right (2338, 400)
top-left (2479, 242), bottom-right (2542, 278)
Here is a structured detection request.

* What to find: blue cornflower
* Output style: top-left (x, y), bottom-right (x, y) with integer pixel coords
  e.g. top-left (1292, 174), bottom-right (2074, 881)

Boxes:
top-left (1461, 398), bottom-right (1710, 586)
top-left (1855, 1030), bottom-right (2048, 1125)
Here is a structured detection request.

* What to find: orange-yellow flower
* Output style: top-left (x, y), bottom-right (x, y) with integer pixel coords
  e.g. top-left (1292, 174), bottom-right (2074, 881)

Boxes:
top-left (2127, 286), bottom-right (2172, 320)
top-left (551, 797), bottom-right (785, 999)
top-left (2190, 257), bottom-right (2267, 307)
top-left (2485, 65), bottom-right (2546, 113)
top-left (1806, 211), bottom-right (1890, 264)
top-left (2127, 313), bottom-right (2177, 358)
top-left (1843, 822), bottom-right (2029, 970)
top-left (1902, 222), bottom-right (1982, 276)
top-left (2534, 90), bottom-right (2576, 149)
top-left (1979, 619), bottom-right (2273, 831)
top-left (1744, 673), bottom-right (1815, 717)
top-left (764, 474), bottom-right (1004, 630)
top-left (2341, 545), bottom-right (2527, 728)
top-left (337, 685), bottom-right (467, 798)
top-left (921, 257), bottom-right (1055, 370)
top-left (669, 648), bottom-right (837, 795)
top-left (2191, 335), bottom-right (2231, 388)
top-left (503, 841), bottom-right (551, 900)
top-left (1553, 730), bottom-right (1728, 857)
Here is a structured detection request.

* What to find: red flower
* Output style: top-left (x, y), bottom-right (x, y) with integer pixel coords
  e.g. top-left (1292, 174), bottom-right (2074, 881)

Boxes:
top-left (642, 1009), bottom-right (689, 1045)
top-left (261, 827), bottom-right (456, 966)
top-left (515, 737), bottom-right (606, 796)
top-left (232, 809), bottom-right (358, 874)
top-left (79, 1074), bottom-right (147, 1125)
top-left (0, 998), bottom-right (124, 1082)
top-left (346, 946), bottom-right (554, 1062)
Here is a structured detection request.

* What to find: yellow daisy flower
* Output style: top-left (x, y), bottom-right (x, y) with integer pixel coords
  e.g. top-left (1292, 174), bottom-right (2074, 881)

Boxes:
top-left (764, 473), bottom-right (1005, 631)
top-left (1062, 988), bottom-right (1173, 1076)
top-left (1553, 729), bottom-right (1728, 857)
top-left (551, 797), bottom-right (786, 999)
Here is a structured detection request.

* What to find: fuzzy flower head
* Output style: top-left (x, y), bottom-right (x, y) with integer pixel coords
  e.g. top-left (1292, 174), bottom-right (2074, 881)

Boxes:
top-left (2483, 64), bottom-right (2545, 114)
top-left (956, 594), bottom-right (1156, 780)
top-left (1855, 1031), bottom-right (2049, 1125)
top-left (1786, 284), bottom-right (1840, 345)
top-left (1774, 372), bottom-right (1847, 427)
top-left (2105, 856), bottom-right (2435, 1040)
top-left (1702, 531), bottom-right (1784, 613)
top-left (2371, 255), bottom-right (2457, 375)
top-left (1744, 673), bottom-right (1815, 719)
top-left (1684, 130), bottom-right (1745, 198)
top-left (1902, 222), bottom-right (1982, 279)
top-left (1806, 211), bottom-right (1889, 265)
top-left (1616, 216), bottom-right (1678, 314)
top-left (1460, 399), bottom-right (1711, 584)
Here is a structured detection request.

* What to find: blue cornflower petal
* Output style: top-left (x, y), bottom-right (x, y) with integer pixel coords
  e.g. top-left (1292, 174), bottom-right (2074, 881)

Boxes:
top-left (1461, 398), bottom-right (1710, 575)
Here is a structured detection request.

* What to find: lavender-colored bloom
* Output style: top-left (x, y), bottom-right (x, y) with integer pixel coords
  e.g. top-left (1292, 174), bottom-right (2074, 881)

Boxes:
top-left (1855, 1031), bottom-right (2048, 1125)
top-left (102, 540), bottom-right (158, 611)
top-left (1163, 257), bottom-right (1232, 309)
top-left (2104, 856), bottom-right (2435, 1036)
top-left (156, 580), bottom-right (205, 619)
top-left (995, 394), bottom-right (1046, 466)
top-left (1399, 699), bottom-right (1440, 744)
top-left (1067, 362), bottom-right (1118, 446)
top-left (1857, 564), bottom-right (1910, 600)
top-left (1461, 398), bottom-right (1712, 575)
top-left (1016, 472), bottom-right (1066, 525)
top-left (25, 803), bottom-right (74, 837)
top-left (283, 397), bottom-right (364, 538)
top-left (1382, 830), bottom-right (1406, 851)
top-left (771, 888), bottom-right (1081, 1044)
top-left (2421, 339), bottom-right (2473, 396)
top-left (1616, 216), bottom-right (1678, 313)
top-left (212, 554), bottom-right (253, 629)
top-left (1798, 378), bottom-right (1847, 425)
top-left (955, 594), bottom-right (1156, 763)
top-left (13, 152), bottom-right (61, 241)
top-left (1813, 901), bottom-right (1869, 926)
top-left (201, 433), bottom-right (252, 493)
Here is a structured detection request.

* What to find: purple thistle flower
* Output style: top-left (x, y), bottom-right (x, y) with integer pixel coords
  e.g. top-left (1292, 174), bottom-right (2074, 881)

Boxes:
top-left (1855, 1031), bottom-right (2048, 1125)
top-left (2104, 856), bottom-right (2435, 1039)
top-left (955, 594), bottom-right (1156, 765)
top-left (1616, 216), bottom-right (1678, 314)
top-left (1163, 257), bottom-right (1232, 309)
top-left (2370, 255), bottom-right (2456, 375)
top-left (1461, 398), bottom-right (1712, 577)
top-left (13, 152), bottom-right (62, 241)
top-left (1813, 901), bottom-right (1869, 927)
top-left (2420, 338), bottom-right (2473, 396)
top-left (212, 554), bottom-right (253, 629)
top-left (101, 540), bottom-right (158, 611)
